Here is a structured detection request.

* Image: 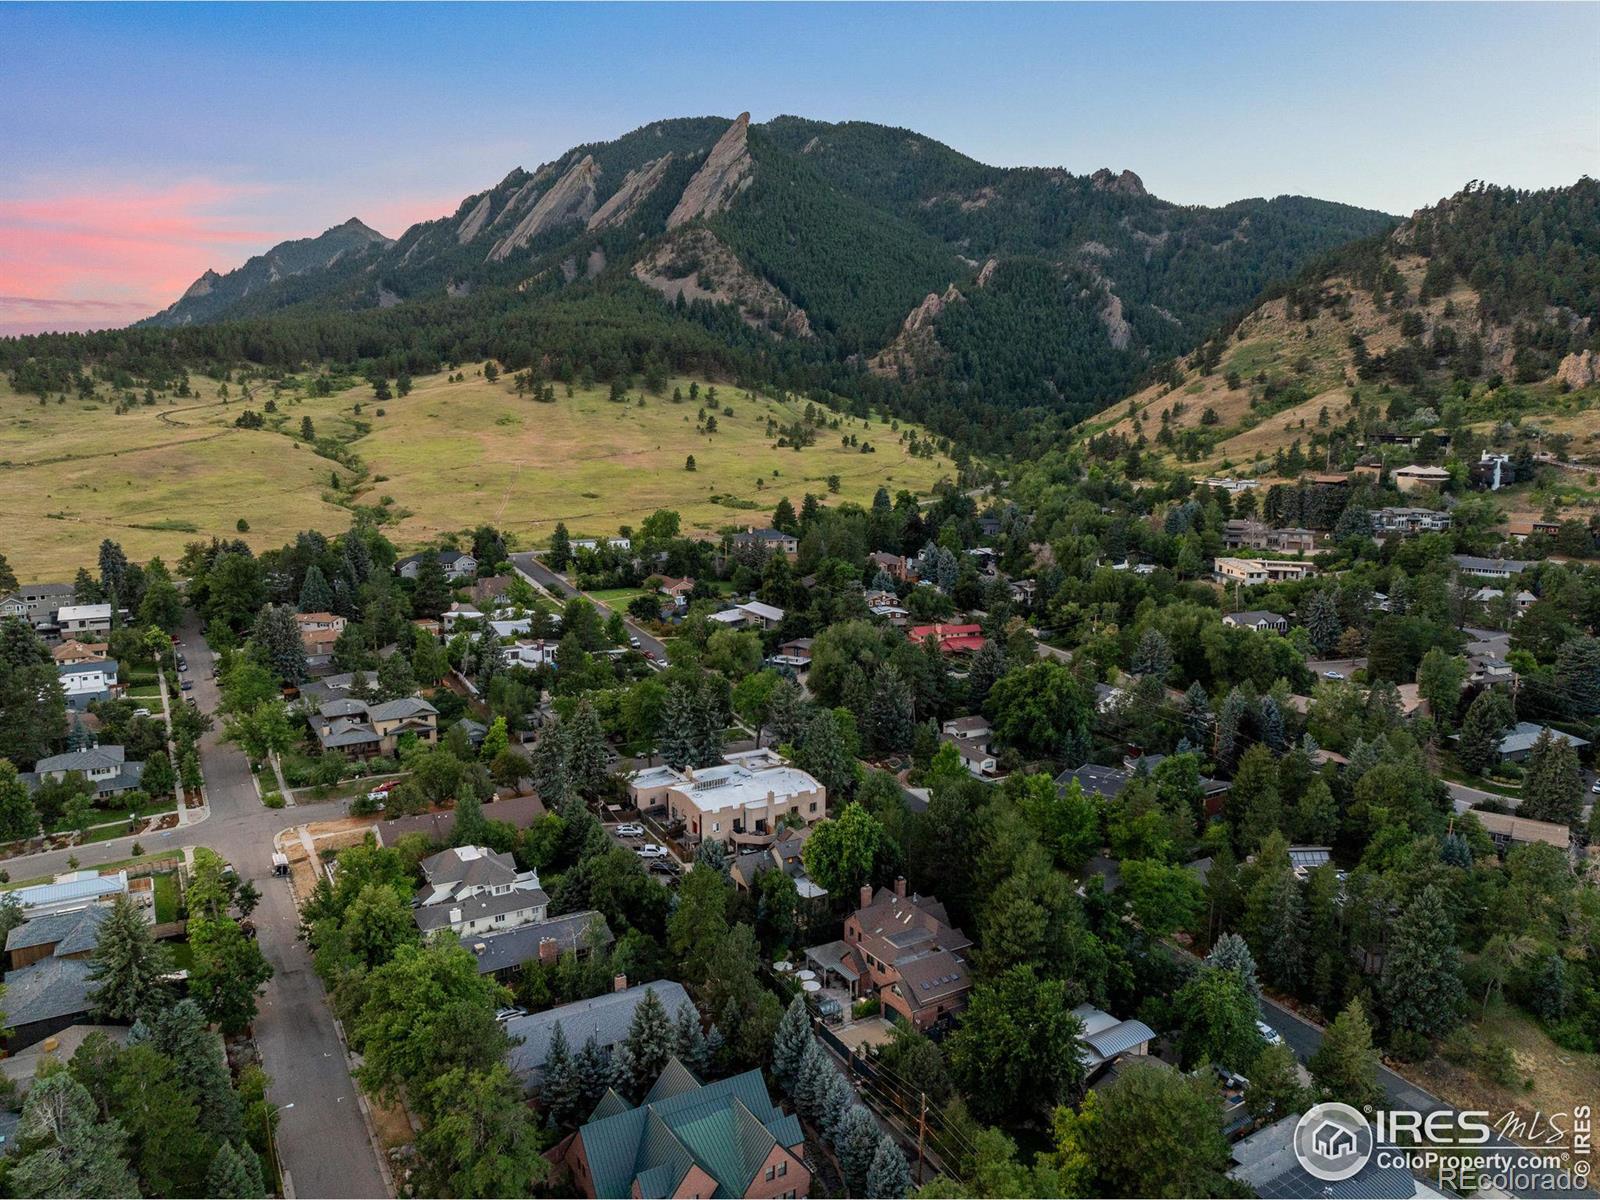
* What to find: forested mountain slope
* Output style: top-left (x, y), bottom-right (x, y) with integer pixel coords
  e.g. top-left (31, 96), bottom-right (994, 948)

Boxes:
top-left (1083, 179), bottom-right (1600, 474)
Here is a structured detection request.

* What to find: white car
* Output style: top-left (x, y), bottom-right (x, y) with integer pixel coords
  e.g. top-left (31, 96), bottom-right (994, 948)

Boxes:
top-left (614, 823), bottom-right (646, 838)
top-left (1256, 1019), bottom-right (1284, 1046)
top-left (629, 636), bottom-right (641, 649)
top-left (1590, 780), bottom-right (1600, 794)
top-left (634, 844), bottom-right (669, 860)
top-left (1323, 669), bottom-right (1345, 680)
top-left (494, 1007), bottom-right (528, 1023)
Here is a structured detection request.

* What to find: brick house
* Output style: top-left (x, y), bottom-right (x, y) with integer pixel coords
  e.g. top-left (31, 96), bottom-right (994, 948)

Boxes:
top-left (834, 880), bottom-right (973, 1031)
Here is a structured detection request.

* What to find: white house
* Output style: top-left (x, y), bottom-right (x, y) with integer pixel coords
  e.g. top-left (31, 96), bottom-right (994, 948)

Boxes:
top-left (413, 846), bottom-right (549, 938)
top-left (57, 659), bottom-right (118, 710)
top-left (55, 604), bottom-right (112, 637)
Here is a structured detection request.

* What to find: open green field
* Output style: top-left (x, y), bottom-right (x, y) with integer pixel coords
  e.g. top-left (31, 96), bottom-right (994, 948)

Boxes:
top-left (0, 371), bottom-right (954, 577)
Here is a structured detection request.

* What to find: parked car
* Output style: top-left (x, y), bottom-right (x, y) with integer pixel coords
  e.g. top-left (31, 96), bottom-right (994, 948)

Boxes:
top-left (634, 843), bottom-right (669, 860)
top-left (648, 858), bottom-right (682, 877)
top-left (367, 781), bottom-right (397, 802)
top-left (1256, 1020), bottom-right (1284, 1046)
top-left (1590, 779), bottom-right (1600, 794)
top-left (614, 822), bottom-right (646, 838)
top-left (1323, 669), bottom-right (1345, 680)
top-left (179, 680), bottom-right (194, 691)
top-left (131, 707), bottom-right (152, 718)
top-left (494, 1007), bottom-right (528, 1024)
top-left (629, 636), bottom-right (641, 648)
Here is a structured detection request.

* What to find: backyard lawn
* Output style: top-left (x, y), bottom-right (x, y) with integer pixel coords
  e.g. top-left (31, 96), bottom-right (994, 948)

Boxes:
top-left (152, 870), bottom-right (181, 922)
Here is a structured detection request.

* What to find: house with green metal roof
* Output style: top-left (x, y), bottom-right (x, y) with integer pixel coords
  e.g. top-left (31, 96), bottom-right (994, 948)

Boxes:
top-left (559, 1058), bottom-right (809, 1199)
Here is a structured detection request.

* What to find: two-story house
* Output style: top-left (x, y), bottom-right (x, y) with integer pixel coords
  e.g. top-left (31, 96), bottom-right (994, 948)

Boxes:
top-left (395, 549), bottom-right (478, 581)
top-left (731, 527), bottom-right (799, 558)
top-left (55, 603), bottom-right (113, 638)
top-left (294, 611), bottom-right (346, 667)
top-left (23, 745), bottom-right (144, 799)
top-left (57, 659), bottom-right (118, 710)
top-left (811, 880), bottom-right (973, 1031)
top-left (313, 695), bottom-right (438, 758)
top-left (0, 583), bottom-right (75, 629)
top-left (628, 754), bottom-right (825, 848)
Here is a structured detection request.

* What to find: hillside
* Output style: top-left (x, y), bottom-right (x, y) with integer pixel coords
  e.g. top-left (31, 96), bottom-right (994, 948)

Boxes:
top-left (72, 112), bottom-right (1397, 453)
top-left (0, 368), bottom-right (952, 578)
top-left (1084, 179), bottom-right (1600, 475)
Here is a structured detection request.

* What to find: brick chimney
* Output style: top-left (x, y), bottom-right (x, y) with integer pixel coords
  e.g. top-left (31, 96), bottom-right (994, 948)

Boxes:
top-left (859, 884), bottom-right (874, 910)
top-left (613, 973), bottom-right (629, 993)
top-left (894, 876), bottom-right (906, 899)
top-left (538, 936), bottom-right (558, 964)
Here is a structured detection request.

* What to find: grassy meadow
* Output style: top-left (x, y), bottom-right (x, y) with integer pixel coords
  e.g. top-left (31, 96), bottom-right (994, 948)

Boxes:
top-left (0, 370), bottom-right (953, 577)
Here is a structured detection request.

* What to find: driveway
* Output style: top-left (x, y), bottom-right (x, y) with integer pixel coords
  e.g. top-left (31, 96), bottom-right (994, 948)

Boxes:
top-left (1306, 656), bottom-right (1367, 679)
top-left (4, 615), bottom-right (389, 1198)
top-left (509, 551), bottom-right (669, 660)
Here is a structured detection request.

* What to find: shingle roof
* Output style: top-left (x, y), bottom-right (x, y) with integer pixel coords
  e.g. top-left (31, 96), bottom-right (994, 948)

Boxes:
top-left (367, 696), bottom-right (438, 722)
top-left (1056, 764), bottom-right (1129, 798)
top-left (462, 909), bottom-right (611, 975)
top-left (4, 905), bottom-right (111, 956)
top-left (3, 955), bottom-right (94, 1027)
top-left (34, 745), bottom-right (126, 774)
top-left (504, 980), bottom-right (689, 1086)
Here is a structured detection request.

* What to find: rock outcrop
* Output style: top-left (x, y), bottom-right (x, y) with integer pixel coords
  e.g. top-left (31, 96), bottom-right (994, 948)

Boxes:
top-left (668, 114), bottom-right (753, 229)
top-left (1558, 349), bottom-right (1600, 391)
top-left (1091, 168), bottom-right (1148, 198)
top-left (587, 154), bottom-right (674, 231)
top-left (489, 156), bottom-right (602, 261)
top-left (633, 228), bottom-right (811, 337)
top-left (1099, 288), bottom-right (1133, 350)
top-left (456, 193), bottom-right (493, 244)
top-left (870, 284), bottom-right (963, 376)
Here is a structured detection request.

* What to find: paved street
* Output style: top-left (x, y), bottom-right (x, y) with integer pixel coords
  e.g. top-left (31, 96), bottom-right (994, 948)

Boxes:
top-left (3, 615), bottom-right (389, 1198)
top-left (509, 551), bottom-right (670, 659)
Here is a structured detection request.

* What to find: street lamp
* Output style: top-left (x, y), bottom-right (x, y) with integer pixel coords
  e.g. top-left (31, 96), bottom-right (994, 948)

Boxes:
top-left (265, 1102), bottom-right (293, 1186)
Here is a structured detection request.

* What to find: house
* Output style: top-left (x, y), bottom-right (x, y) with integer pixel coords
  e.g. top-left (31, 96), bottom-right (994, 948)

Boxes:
top-left (1229, 1114), bottom-right (1447, 1200)
top-left (505, 980), bottom-right (693, 1090)
top-left (0, 582), bottom-right (75, 627)
top-left (464, 910), bottom-right (614, 979)
top-left (507, 640), bottom-right (559, 669)
top-left (1056, 763), bottom-right (1130, 800)
top-left (1200, 477), bottom-right (1260, 495)
top-left (1221, 521), bottom-right (1317, 554)
top-left (730, 827), bottom-right (827, 900)
top-left (415, 845), bottom-right (549, 937)
top-left (731, 527), bottom-right (799, 557)
top-left (2, 955), bottom-right (96, 1051)
top-left (1287, 845), bottom-right (1332, 881)
top-left (55, 603), bottom-right (112, 637)
top-left (57, 658), bottom-right (119, 710)
top-left (395, 549), bottom-right (478, 581)
top-left (1213, 557), bottom-right (1268, 587)
top-left (627, 757), bottom-right (825, 848)
top-left (11, 870), bottom-right (130, 920)
top-left (1073, 1003), bottom-right (1157, 1078)
top-left (5, 905), bottom-right (113, 970)
top-left (774, 637), bottom-right (814, 666)
top-left (468, 575), bottom-right (515, 606)
top-left (867, 551), bottom-right (916, 583)
top-left (1505, 517), bottom-right (1564, 541)
top-left (52, 640), bottom-right (107, 666)
top-left (942, 733), bottom-right (998, 778)
top-left (1008, 578), bottom-right (1038, 605)
top-left (977, 513), bottom-right (1004, 538)
top-left (709, 600), bottom-right (784, 630)
top-left (1372, 506), bottom-right (1452, 536)
top-left (1222, 610), bottom-right (1289, 634)
top-left (908, 623), bottom-right (986, 655)
top-left (1393, 464), bottom-right (1452, 494)
top-left (941, 716), bottom-right (991, 742)
top-left (1482, 721), bottom-right (1589, 764)
top-left (825, 880), bottom-right (973, 1031)
top-left (655, 576), bottom-right (696, 608)
top-left (1466, 809), bottom-right (1572, 854)
top-left (313, 695), bottom-right (438, 758)
top-left (867, 600), bottom-right (910, 627)
top-left (23, 745), bottom-right (144, 799)
top-left (371, 792), bottom-right (546, 848)
top-left (568, 536), bottom-right (631, 552)
top-left (1473, 451), bottom-right (1515, 492)
top-left (1093, 682), bottom-right (1126, 714)
top-left (1451, 554), bottom-right (1531, 580)
top-left (441, 604), bottom-right (486, 631)
top-left (558, 1061), bottom-right (808, 1200)
top-left (294, 612), bottom-right (346, 666)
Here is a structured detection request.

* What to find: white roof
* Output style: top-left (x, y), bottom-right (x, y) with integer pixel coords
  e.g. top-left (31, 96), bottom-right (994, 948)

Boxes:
top-left (56, 604), bottom-right (111, 622)
top-left (739, 600), bottom-right (784, 623)
top-left (665, 762), bottom-right (821, 813)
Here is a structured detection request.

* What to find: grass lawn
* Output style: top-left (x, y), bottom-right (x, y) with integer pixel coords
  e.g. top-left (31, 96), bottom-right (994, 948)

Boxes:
top-left (152, 870), bottom-right (180, 922)
top-left (588, 587), bottom-right (653, 607)
top-left (166, 941), bottom-right (195, 972)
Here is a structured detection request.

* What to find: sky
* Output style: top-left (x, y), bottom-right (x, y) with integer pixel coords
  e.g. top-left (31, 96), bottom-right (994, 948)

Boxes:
top-left (2, 2), bottom-right (1596, 336)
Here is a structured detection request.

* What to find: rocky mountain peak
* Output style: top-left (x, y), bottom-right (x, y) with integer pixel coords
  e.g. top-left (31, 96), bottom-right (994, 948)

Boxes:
top-left (668, 113), bottom-right (753, 229)
top-left (1091, 167), bottom-right (1148, 198)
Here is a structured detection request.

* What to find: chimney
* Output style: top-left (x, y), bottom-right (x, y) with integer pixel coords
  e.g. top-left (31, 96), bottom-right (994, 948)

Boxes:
top-left (613, 973), bottom-right (629, 993)
top-left (539, 936), bottom-right (558, 964)
top-left (859, 884), bottom-right (874, 910)
top-left (894, 876), bottom-right (906, 899)
top-left (448, 907), bottom-right (462, 926)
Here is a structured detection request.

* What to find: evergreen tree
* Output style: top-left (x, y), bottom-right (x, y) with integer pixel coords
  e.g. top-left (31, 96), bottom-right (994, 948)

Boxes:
top-left (1244, 834), bottom-right (1304, 991)
top-left (967, 639), bottom-right (1007, 708)
top-left (1214, 688), bottom-right (1251, 772)
top-left (766, 677), bottom-right (810, 748)
top-left (1309, 998), bottom-right (1382, 1108)
top-left (250, 604), bottom-right (307, 685)
top-left (1381, 884), bottom-right (1465, 1043)
top-left (204, 1141), bottom-right (266, 1199)
top-left (772, 994), bottom-right (814, 1094)
top-left (1553, 636), bottom-right (1600, 718)
top-left (547, 523), bottom-right (573, 571)
top-left (142, 749), bottom-right (177, 799)
top-left (411, 553), bottom-right (452, 619)
top-left (297, 564), bottom-right (335, 613)
top-left (0, 617), bottom-right (69, 767)
top-left (792, 1040), bottom-right (833, 1123)
top-left (88, 893), bottom-right (172, 1022)
top-left (1257, 694), bottom-right (1287, 753)
top-left (97, 538), bottom-right (130, 601)
top-left (866, 1134), bottom-right (913, 1200)
top-left (1440, 830), bottom-right (1474, 867)
top-left (1521, 729), bottom-right (1583, 825)
top-left (1181, 681), bottom-right (1213, 747)
top-left (819, 1070), bottom-right (857, 1147)
top-left (1245, 1041), bottom-right (1308, 1124)
top-left (375, 649), bottom-right (418, 700)
top-left (1130, 628), bottom-right (1174, 679)
top-left (658, 682), bottom-right (698, 771)
top-left (9, 1071), bottom-right (139, 1199)
top-left (572, 1035), bottom-right (613, 1115)
top-left (1305, 589), bottom-right (1343, 656)
top-left (1457, 689), bottom-right (1512, 775)
top-left (865, 664), bottom-right (915, 754)
top-left (623, 987), bottom-right (678, 1094)
top-left (693, 837), bottom-right (730, 877)
top-left (673, 1002), bottom-right (709, 1076)
top-left (834, 1105), bottom-right (881, 1194)
top-left (565, 699), bottom-right (609, 798)
top-left (772, 497), bottom-right (799, 534)
top-left (796, 711), bottom-right (856, 803)
top-left (1204, 932), bottom-right (1262, 1011)
top-left (541, 1023), bottom-right (582, 1127)
top-left (529, 722), bottom-right (571, 807)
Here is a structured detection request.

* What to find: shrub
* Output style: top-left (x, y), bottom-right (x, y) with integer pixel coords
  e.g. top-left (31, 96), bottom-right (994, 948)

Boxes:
top-left (261, 791), bottom-right (286, 810)
top-left (131, 842), bottom-right (144, 857)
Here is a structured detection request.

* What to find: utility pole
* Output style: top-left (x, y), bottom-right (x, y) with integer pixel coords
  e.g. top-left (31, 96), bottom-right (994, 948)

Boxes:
top-left (916, 1091), bottom-right (927, 1183)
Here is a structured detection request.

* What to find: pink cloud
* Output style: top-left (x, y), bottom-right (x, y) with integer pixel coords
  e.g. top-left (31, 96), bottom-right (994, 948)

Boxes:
top-left (0, 179), bottom-right (293, 333)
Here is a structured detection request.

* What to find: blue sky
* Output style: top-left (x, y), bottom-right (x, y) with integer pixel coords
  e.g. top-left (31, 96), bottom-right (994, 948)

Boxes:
top-left (2, 2), bottom-right (1596, 333)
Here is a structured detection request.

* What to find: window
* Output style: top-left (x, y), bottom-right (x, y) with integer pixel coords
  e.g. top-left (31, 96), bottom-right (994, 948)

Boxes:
top-left (808, 802), bottom-right (817, 813)
top-left (711, 821), bottom-right (720, 833)
top-left (777, 1161), bottom-right (787, 1178)
top-left (765, 1166), bottom-right (776, 1182)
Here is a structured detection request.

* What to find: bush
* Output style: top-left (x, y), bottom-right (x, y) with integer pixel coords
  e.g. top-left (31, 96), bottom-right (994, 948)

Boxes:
top-left (852, 997), bottom-right (880, 1019)
top-left (1387, 1029), bottom-right (1432, 1062)
top-left (261, 791), bottom-right (286, 810)
top-left (131, 842), bottom-right (144, 857)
